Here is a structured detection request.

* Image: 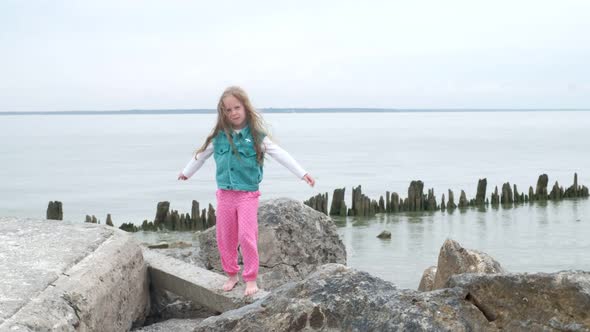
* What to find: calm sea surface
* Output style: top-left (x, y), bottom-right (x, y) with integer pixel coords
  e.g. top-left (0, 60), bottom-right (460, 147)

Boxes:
top-left (1, 111), bottom-right (589, 289)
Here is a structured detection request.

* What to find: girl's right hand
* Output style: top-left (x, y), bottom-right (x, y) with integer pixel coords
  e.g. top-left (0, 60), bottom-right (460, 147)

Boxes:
top-left (178, 172), bottom-right (188, 180)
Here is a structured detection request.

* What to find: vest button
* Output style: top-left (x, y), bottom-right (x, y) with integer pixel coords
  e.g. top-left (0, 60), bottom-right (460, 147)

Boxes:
top-left (230, 168), bottom-right (234, 171)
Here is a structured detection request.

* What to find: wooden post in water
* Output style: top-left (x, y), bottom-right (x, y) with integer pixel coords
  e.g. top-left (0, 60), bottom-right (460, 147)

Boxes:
top-left (501, 182), bottom-right (513, 205)
top-left (47, 201), bottom-right (63, 220)
top-left (330, 188), bottom-right (346, 216)
top-left (535, 174), bottom-right (549, 200)
top-left (475, 178), bottom-right (487, 206)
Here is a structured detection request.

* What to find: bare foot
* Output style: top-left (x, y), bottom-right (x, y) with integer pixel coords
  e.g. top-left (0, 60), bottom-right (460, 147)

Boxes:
top-left (244, 280), bottom-right (259, 296)
top-left (223, 275), bottom-right (239, 291)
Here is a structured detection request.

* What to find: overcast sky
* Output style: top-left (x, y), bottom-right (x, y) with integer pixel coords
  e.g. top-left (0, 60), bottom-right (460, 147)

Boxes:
top-left (1, 0), bottom-right (589, 111)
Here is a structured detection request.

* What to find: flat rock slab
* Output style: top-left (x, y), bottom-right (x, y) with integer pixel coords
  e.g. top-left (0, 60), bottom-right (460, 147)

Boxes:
top-left (143, 249), bottom-right (268, 313)
top-left (0, 216), bottom-right (149, 331)
top-left (132, 318), bottom-right (205, 332)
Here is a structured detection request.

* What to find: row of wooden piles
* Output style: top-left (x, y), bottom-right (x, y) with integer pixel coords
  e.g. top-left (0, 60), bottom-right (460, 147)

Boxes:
top-left (303, 173), bottom-right (589, 217)
top-left (46, 200), bottom-right (217, 232)
top-left (45, 172), bottom-right (588, 231)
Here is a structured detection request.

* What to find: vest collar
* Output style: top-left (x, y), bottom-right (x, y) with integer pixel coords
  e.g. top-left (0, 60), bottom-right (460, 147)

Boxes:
top-left (232, 123), bottom-right (251, 138)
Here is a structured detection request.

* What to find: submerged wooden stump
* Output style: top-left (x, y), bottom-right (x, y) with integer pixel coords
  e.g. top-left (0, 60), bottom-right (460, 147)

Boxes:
top-left (408, 181), bottom-right (425, 211)
top-left (475, 178), bottom-right (487, 206)
top-left (501, 182), bottom-right (513, 205)
top-left (46, 201), bottom-right (63, 220)
top-left (304, 192), bottom-right (329, 215)
top-left (535, 174), bottom-right (549, 200)
top-left (330, 188), bottom-right (346, 216)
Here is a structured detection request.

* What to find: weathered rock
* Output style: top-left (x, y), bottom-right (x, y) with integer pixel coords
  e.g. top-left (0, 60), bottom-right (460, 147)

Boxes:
top-left (528, 186), bottom-right (534, 201)
top-left (418, 266), bottom-right (437, 291)
top-left (169, 241), bottom-right (192, 249)
top-left (475, 178), bottom-right (487, 205)
top-left (441, 193), bottom-right (446, 211)
top-left (535, 174), bottom-right (549, 200)
top-left (134, 318), bottom-right (206, 332)
top-left (199, 198), bottom-right (346, 290)
top-left (448, 271), bottom-right (590, 331)
top-left (194, 264), bottom-right (493, 331)
top-left (0, 217), bottom-right (149, 331)
top-left (378, 195), bottom-right (385, 213)
top-left (46, 201), bottom-right (63, 220)
top-left (432, 239), bottom-right (505, 290)
top-left (148, 242), bottom-right (170, 249)
top-left (377, 230), bottom-right (391, 239)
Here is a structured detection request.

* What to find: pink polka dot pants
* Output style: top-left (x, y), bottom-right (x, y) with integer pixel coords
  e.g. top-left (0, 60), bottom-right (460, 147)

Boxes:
top-left (215, 189), bottom-right (261, 282)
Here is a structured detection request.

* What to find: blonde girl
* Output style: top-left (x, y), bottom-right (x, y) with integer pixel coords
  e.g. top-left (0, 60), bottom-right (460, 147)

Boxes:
top-left (178, 86), bottom-right (314, 296)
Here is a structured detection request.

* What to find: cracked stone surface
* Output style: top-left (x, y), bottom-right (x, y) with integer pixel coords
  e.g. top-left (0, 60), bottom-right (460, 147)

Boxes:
top-left (0, 217), bottom-right (112, 323)
top-left (0, 216), bottom-right (149, 331)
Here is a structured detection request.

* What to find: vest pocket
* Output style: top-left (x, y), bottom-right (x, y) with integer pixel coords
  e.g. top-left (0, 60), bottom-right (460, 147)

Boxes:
top-left (238, 148), bottom-right (257, 158)
top-left (236, 146), bottom-right (260, 185)
top-left (216, 145), bottom-right (230, 155)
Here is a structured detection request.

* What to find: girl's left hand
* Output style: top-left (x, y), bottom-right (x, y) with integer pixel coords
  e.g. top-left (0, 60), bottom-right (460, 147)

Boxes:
top-left (303, 174), bottom-right (315, 187)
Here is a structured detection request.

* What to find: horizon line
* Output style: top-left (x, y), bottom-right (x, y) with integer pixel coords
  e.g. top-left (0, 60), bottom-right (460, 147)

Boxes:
top-left (1, 108), bottom-right (589, 115)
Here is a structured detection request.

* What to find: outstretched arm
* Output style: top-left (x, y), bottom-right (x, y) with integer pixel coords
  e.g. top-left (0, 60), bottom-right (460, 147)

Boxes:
top-left (262, 137), bottom-right (315, 187)
top-left (177, 143), bottom-right (214, 180)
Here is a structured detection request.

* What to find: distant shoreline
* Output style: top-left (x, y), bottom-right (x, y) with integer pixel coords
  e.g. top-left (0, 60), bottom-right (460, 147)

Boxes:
top-left (1, 108), bottom-right (589, 116)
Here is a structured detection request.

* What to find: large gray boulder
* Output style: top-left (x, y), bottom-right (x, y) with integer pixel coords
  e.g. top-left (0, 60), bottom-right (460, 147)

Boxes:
top-left (192, 265), bottom-right (590, 331)
top-left (418, 266), bottom-right (437, 291)
top-left (0, 217), bottom-right (149, 331)
top-left (448, 271), bottom-right (590, 331)
top-left (431, 239), bottom-right (505, 290)
top-left (199, 198), bottom-right (346, 290)
top-left (193, 264), bottom-right (494, 331)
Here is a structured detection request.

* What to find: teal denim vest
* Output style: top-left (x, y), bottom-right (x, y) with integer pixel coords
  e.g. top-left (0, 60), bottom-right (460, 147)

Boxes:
top-left (213, 125), bottom-right (265, 191)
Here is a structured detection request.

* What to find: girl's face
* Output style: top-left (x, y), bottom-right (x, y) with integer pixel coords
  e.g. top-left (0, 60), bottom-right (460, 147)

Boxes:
top-left (222, 95), bottom-right (247, 129)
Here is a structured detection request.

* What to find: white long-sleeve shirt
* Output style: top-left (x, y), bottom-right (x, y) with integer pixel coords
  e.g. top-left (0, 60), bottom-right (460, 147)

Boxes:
top-left (181, 136), bottom-right (307, 180)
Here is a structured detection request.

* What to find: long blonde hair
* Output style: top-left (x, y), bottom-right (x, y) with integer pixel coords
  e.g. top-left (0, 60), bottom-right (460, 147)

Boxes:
top-left (195, 86), bottom-right (269, 165)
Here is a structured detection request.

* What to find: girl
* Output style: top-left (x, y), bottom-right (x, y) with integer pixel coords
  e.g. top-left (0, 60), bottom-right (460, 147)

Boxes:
top-left (177, 86), bottom-right (315, 296)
